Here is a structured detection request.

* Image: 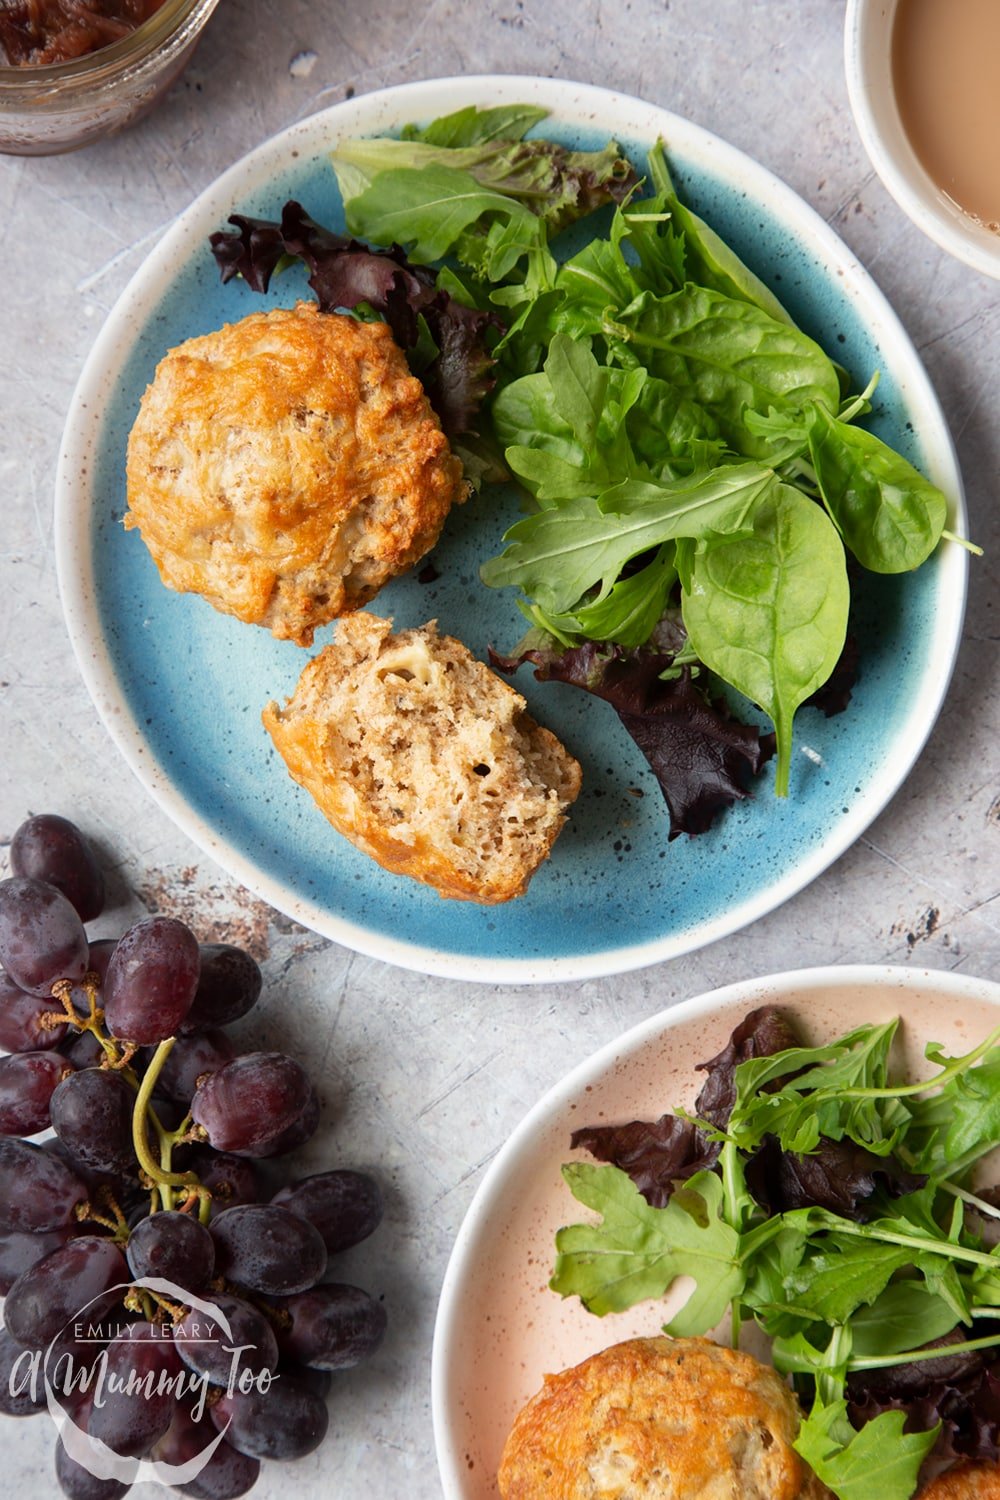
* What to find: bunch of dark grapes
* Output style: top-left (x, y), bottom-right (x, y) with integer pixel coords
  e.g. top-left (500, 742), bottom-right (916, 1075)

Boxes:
top-left (0, 814), bottom-right (387, 1499)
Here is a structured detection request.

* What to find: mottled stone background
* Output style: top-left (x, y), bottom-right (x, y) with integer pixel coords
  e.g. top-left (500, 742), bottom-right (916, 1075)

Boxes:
top-left (1, 1), bottom-right (998, 1494)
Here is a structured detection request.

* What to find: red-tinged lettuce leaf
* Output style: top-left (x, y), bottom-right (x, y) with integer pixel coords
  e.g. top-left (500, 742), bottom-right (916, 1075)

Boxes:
top-left (489, 639), bottom-right (774, 839)
top-left (210, 213), bottom-right (286, 291)
top-left (569, 1115), bottom-right (719, 1210)
top-left (334, 122), bottom-right (639, 238)
top-left (209, 200), bottom-right (502, 436)
top-left (693, 1004), bottom-right (801, 1130)
top-left (745, 1133), bottom-right (926, 1221)
top-left (848, 1344), bottom-right (1000, 1464)
top-left (568, 1006), bottom-right (797, 1209)
top-left (849, 1331), bottom-right (993, 1404)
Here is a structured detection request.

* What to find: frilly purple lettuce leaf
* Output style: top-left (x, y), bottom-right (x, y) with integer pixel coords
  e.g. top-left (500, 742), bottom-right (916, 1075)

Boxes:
top-left (744, 1134), bottom-right (927, 1221)
top-left (569, 1115), bottom-right (719, 1211)
top-left (490, 637), bottom-right (774, 839)
top-left (567, 1006), bottom-right (799, 1209)
top-left (848, 1342), bottom-right (1000, 1464)
top-left (693, 1004), bottom-right (802, 1130)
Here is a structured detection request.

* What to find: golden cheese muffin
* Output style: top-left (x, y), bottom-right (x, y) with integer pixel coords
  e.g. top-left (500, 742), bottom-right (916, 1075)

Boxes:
top-left (921, 1465), bottom-right (1000, 1498)
top-left (262, 612), bottom-right (581, 903)
top-left (498, 1335), bottom-right (832, 1500)
top-left (125, 303), bottom-right (466, 645)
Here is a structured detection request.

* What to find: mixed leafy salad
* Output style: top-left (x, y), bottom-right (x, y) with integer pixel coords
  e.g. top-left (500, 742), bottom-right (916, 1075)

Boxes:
top-left (210, 103), bottom-right (973, 837)
top-left (552, 1005), bottom-right (1000, 1499)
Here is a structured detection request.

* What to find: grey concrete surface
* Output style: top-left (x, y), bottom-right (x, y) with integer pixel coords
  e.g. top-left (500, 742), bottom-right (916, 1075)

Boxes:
top-left (1, 1), bottom-right (998, 1494)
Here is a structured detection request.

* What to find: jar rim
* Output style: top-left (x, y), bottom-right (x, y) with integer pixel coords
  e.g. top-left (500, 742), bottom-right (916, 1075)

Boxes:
top-left (0, 0), bottom-right (218, 87)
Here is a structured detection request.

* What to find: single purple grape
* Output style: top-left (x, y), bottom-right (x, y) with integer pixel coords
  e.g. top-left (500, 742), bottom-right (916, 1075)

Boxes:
top-left (172, 1294), bottom-right (277, 1388)
top-left (126, 1210), bottom-right (215, 1291)
top-left (179, 944), bottom-right (262, 1035)
top-left (0, 1137), bottom-right (88, 1233)
top-left (271, 1283), bottom-right (387, 1370)
top-left (190, 1053), bottom-right (311, 1156)
top-left (0, 971), bottom-right (68, 1051)
top-left (210, 1204), bottom-right (326, 1295)
top-left (50, 1067), bottom-right (137, 1176)
top-left (208, 1370), bottom-right (328, 1460)
top-left (0, 1049), bottom-right (74, 1134)
top-left (153, 1401), bottom-right (259, 1498)
top-left (10, 814), bottom-right (105, 923)
top-left (0, 877), bottom-right (89, 995)
top-left (272, 1169), bottom-right (383, 1253)
top-left (4, 1236), bottom-right (128, 1348)
top-left (104, 916), bottom-right (200, 1045)
top-left (87, 1323), bottom-right (181, 1458)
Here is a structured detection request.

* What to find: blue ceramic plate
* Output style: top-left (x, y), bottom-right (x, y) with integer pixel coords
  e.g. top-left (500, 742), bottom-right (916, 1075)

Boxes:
top-left (55, 77), bottom-right (967, 982)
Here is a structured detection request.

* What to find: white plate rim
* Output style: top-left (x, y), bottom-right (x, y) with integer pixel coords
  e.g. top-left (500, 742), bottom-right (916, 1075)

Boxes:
top-left (55, 74), bottom-right (968, 984)
top-left (430, 962), bottom-right (1000, 1496)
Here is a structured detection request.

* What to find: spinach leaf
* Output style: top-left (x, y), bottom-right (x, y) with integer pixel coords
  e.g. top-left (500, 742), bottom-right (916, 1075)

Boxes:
top-left (680, 482), bottom-right (849, 795)
top-left (493, 335), bottom-right (722, 494)
top-left (481, 463), bottom-right (775, 616)
top-left (608, 286), bottom-right (841, 461)
top-left (627, 374), bottom-right (726, 475)
top-left (551, 1163), bottom-right (744, 1330)
top-left (494, 347), bottom-right (648, 503)
top-left (806, 403), bottom-right (947, 573)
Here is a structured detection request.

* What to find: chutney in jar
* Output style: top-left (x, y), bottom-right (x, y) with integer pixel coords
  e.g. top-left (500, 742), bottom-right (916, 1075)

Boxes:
top-left (0, 0), bottom-right (166, 67)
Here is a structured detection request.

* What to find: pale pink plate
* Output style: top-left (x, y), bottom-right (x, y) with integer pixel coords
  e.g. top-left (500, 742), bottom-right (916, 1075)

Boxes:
top-left (432, 964), bottom-right (1000, 1498)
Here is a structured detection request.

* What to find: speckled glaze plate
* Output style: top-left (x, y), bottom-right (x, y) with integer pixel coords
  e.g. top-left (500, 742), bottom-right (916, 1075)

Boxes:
top-left (55, 76), bottom-right (967, 982)
top-left (431, 965), bottom-right (1000, 1498)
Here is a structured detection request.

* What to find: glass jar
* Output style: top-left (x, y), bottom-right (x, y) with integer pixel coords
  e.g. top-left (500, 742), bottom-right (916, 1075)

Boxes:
top-left (0, 0), bottom-right (222, 156)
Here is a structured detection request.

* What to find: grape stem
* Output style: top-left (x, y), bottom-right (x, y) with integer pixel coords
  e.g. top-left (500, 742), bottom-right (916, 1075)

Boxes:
top-left (132, 1038), bottom-right (209, 1216)
top-left (46, 975), bottom-right (129, 1071)
top-left (124, 1285), bottom-right (188, 1323)
top-left (74, 1184), bottom-right (130, 1246)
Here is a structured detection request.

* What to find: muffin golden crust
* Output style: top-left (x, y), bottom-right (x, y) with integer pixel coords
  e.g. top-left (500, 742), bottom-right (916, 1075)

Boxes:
top-left (498, 1335), bottom-right (831, 1500)
top-left (262, 612), bottom-right (581, 903)
top-left (125, 303), bottom-right (466, 644)
top-left (920, 1464), bottom-right (1000, 1498)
